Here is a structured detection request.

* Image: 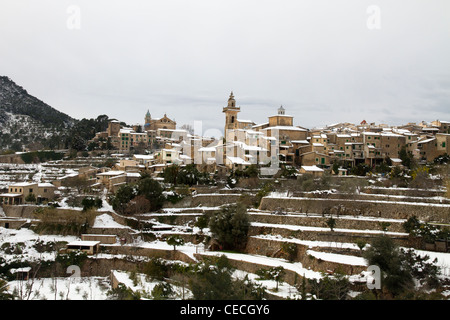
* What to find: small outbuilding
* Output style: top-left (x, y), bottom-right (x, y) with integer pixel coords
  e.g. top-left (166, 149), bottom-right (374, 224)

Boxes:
top-left (299, 165), bottom-right (325, 177)
top-left (10, 267), bottom-right (31, 280)
top-left (65, 240), bottom-right (101, 255)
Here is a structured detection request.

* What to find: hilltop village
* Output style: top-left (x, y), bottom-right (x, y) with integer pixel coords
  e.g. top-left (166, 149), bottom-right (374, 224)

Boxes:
top-left (0, 92), bottom-right (449, 301)
top-left (87, 92), bottom-right (450, 178)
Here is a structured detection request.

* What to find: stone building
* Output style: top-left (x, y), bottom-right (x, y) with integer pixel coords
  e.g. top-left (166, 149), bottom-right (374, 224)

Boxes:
top-left (144, 110), bottom-right (176, 132)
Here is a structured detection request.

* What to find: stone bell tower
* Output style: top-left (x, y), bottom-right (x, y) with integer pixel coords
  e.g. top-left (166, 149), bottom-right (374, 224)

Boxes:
top-left (222, 91), bottom-right (240, 136)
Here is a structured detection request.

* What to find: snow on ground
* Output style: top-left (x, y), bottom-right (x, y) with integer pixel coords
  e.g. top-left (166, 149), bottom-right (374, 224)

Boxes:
top-left (7, 277), bottom-right (110, 300)
top-left (250, 221), bottom-right (409, 236)
top-left (405, 248), bottom-right (450, 275)
top-left (252, 234), bottom-right (361, 250)
top-left (265, 195), bottom-right (450, 208)
top-left (118, 239), bottom-right (322, 281)
top-left (112, 270), bottom-right (193, 299)
top-left (0, 227), bottom-right (78, 263)
top-left (130, 239), bottom-right (202, 262)
top-left (232, 269), bottom-right (301, 299)
top-left (161, 206), bottom-right (222, 213)
top-left (92, 213), bottom-right (129, 229)
top-left (359, 192), bottom-right (449, 203)
top-left (0, 227), bottom-right (77, 248)
top-left (247, 210), bottom-right (407, 224)
top-left (198, 249), bottom-right (323, 280)
top-left (306, 250), bottom-right (368, 266)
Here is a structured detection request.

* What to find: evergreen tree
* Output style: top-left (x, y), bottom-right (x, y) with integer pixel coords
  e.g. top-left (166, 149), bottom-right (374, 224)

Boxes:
top-left (363, 236), bottom-right (414, 296)
top-left (137, 177), bottom-right (165, 211)
top-left (208, 204), bottom-right (250, 251)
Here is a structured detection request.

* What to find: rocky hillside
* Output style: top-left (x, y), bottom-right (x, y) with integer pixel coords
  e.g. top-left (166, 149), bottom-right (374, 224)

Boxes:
top-left (0, 76), bottom-right (75, 151)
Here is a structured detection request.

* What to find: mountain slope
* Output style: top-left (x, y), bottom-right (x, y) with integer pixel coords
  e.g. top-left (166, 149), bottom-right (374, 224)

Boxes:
top-left (0, 76), bottom-right (76, 151)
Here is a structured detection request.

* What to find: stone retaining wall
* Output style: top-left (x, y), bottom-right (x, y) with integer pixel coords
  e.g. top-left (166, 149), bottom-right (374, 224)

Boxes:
top-left (193, 253), bottom-right (303, 287)
top-left (244, 237), bottom-right (367, 276)
top-left (191, 194), bottom-right (241, 207)
top-left (102, 245), bottom-right (197, 265)
top-left (248, 213), bottom-right (405, 233)
top-left (248, 225), bottom-right (411, 247)
top-left (259, 196), bottom-right (450, 223)
top-left (2, 205), bottom-right (39, 218)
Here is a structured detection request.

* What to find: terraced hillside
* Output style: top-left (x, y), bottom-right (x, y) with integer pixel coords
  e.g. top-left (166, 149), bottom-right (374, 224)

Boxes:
top-left (1, 178), bottom-right (449, 300)
top-left (121, 186), bottom-right (450, 293)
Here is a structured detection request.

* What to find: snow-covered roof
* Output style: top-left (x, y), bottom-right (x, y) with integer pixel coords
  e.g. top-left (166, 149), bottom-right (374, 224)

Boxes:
top-left (263, 126), bottom-right (307, 131)
top-left (381, 132), bottom-right (403, 137)
top-left (0, 193), bottom-right (23, 197)
top-left (133, 154), bottom-right (154, 160)
top-left (232, 141), bottom-right (267, 151)
top-left (97, 170), bottom-right (125, 176)
top-left (246, 130), bottom-right (263, 135)
top-left (67, 240), bottom-right (100, 247)
top-left (126, 172), bottom-right (141, 178)
top-left (268, 114), bottom-right (294, 118)
top-left (301, 165), bottom-right (324, 172)
top-left (362, 132), bottom-right (380, 135)
top-left (417, 138), bottom-right (436, 144)
top-left (38, 183), bottom-right (55, 188)
top-left (9, 182), bottom-right (36, 187)
top-left (336, 134), bottom-right (351, 138)
top-left (10, 267), bottom-right (31, 273)
top-left (226, 156), bottom-right (251, 165)
top-left (119, 129), bottom-right (134, 134)
top-left (252, 122), bottom-right (269, 128)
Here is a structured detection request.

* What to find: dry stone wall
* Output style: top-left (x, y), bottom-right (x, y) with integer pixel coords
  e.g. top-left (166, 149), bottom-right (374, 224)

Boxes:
top-left (259, 196), bottom-right (450, 223)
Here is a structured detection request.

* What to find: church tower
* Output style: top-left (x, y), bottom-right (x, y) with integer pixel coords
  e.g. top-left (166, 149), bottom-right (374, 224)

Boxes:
top-left (222, 91), bottom-right (240, 136)
top-left (145, 110), bottom-right (151, 128)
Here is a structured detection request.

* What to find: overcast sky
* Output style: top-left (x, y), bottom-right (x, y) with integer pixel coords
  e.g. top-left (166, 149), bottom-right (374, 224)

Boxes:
top-left (1, 0), bottom-right (449, 136)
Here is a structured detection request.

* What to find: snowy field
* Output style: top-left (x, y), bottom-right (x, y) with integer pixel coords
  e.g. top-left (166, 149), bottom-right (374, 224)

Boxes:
top-left (7, 276), bottom-right (110, 300)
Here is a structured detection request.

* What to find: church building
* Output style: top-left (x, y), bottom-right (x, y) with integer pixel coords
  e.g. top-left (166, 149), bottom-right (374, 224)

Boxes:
top-left (144, 110), bottom-right (176, 132)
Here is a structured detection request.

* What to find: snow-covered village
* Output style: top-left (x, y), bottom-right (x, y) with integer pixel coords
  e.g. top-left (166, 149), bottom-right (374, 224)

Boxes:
top-left (1, 2), bottom-right (450, 312)
top-left (1, 91), bottom-right (450, 302)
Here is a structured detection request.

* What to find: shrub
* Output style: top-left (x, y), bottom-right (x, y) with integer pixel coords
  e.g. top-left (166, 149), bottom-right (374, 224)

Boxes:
top-left (208, 204), bottom-right (250, 251)
top-left (25, 193), bottom-right (36, 203)
top-left (308, 271), bottom-right (351, 300)
top-left (166, 235), bottom-right (185, 251)
top-left (281, 242), bottom-right (298, 262)
top-left (326, 217), bottom-right (336, 231)
top-left (81, 197), bottom-right (102, 211)
top-left (151, 282), bottom-right (173, 300)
